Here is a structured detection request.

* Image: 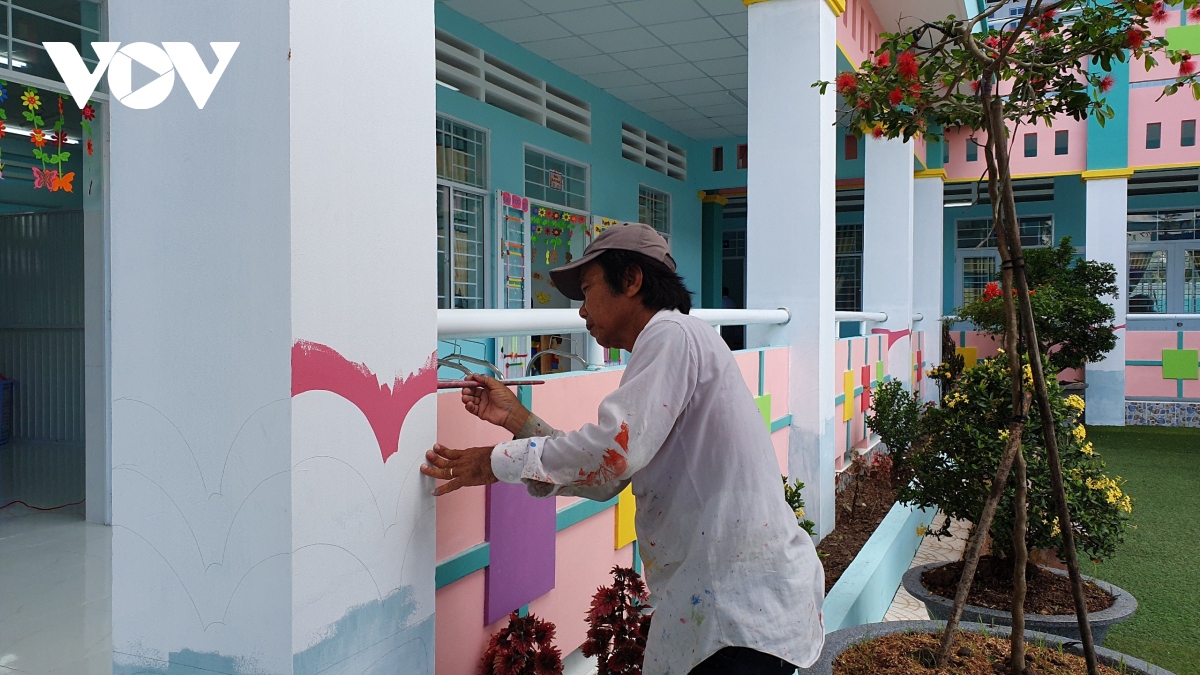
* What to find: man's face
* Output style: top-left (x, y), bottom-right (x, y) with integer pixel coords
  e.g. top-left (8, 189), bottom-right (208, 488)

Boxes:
top-left (578, 262), bottom-right (640, 349)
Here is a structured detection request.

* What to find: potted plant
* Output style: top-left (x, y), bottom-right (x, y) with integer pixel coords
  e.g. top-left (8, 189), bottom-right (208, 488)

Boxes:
top-left (480, 612), bottom-right (564, 675)
top-left (582, 566), bottom-right (652, 675)
top-left (900, 356), bottom-right (1137, 644)
top-left (815, 0), bottom-right (1197, 670)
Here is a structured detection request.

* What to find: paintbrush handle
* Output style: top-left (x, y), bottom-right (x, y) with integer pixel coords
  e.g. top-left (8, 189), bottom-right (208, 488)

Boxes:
top-left (437, 380), bottom-right (547, 389)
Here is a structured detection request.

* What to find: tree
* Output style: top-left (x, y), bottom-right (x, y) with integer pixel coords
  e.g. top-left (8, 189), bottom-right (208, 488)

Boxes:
top-left (817, 1), bottom-right (1198, 672)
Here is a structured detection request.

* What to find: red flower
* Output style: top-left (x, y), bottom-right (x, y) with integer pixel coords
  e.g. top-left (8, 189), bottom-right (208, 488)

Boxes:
top-left (836, 72), bottom-right (858, 95)
top-left (909, 82), bottom-right (924, 95)
top-left (1190, 7), bottom-right (1200, 23)
top-left (1043, 8), bottom-right (1057, 19)
top-left (52, 130), bottom-right (68, 146)
top-left (971, 80), bottom-right (982, 93)
top-left (1126, 28), bottom-right (1146, 49)
top-left (1181, 53), bottom-right (1195, 76)
top-left (872, 124), bottom-right (884, 138)
top-left (983, 282), bottom-right (1002, 301)
top-left (30, 128), bottom-right (45, 148)
top-left (898, 51), bottom-right (919, 80)
top-left (0, 120), bottom-right (6, 139)
top-left (81, 103), bottom-right (95, 121)
top-left (875, 51), bottom-right (890, 67)
top-left (984, 35), bottom-right (1001, 51)
top-left (1099, 75), bottom-right (1115, 92)
top-left (1150, 1), bottom-right (1169, 23)
top-left (889, 87), bottom-right (904, 105)
top-left (856, 99), bottom-right (871, 109)
top-left (86, 138), bottom-right (93, 156)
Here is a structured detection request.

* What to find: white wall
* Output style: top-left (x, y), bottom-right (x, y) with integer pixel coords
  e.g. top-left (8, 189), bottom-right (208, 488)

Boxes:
top-left (1084, 177), bottom-right (1127, 426)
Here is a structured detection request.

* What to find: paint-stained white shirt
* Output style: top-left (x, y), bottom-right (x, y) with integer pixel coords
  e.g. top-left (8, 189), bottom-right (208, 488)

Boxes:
top-left (491, 310), bottom-right (825, 675)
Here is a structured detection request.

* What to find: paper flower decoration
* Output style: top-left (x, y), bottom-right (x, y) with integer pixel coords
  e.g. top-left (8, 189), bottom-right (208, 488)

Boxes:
top-left (30, 129), bottom-right (45, 147)
top-left (0, 86), bottom-right (8, 104)
top-left (82, 103), bottom-right (95, 121)
top-left (86, 138), bottom-right (93, 156)
top-left (21, 89), bottom-right (39, 110)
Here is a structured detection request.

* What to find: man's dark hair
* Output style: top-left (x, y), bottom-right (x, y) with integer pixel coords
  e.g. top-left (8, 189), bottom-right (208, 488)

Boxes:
top-left (593, 249), bottom-right (692, 314)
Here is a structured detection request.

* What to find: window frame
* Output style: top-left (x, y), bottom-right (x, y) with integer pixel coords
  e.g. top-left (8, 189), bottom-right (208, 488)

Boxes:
top-left (638, 184), bottom-right (672, 241)
top-left (1182, 119), bottom-right (1196, 148)
top-left (436, 115), bottom-right (492, 311)
top-left (953, 214), bottom-right (1054, 307)
top-left (1127, 208), bottom-right (1200, 314)
top-left (1054, 130), bottom-right (1069, 156)
top-left (966, 137), bottom-right (979, 162)
top-left (1146, 122), bottom-right (1162, 150)
top-left (1024, 132), bottom-right (1038, 158)
top-left (523, 144), bottom-right (591, 212)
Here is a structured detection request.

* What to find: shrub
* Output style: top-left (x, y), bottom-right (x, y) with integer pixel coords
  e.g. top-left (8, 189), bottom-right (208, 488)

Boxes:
top-left (866, 378), bottom-right (926, 485)
top-left (481, 612), bottom-right (564, 675)
top-left (783, 476), bottom-right (817, 536)
top-left (582, 566), bottom-right (652, 675)
top-left (900, 355), bottom-right (1131, 562)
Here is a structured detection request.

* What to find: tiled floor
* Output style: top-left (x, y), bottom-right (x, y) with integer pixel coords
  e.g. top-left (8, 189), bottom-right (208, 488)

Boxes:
top-left (883, 513), bottom-right (971, 622)
top-left (0, 512), bottom-right (111, 675)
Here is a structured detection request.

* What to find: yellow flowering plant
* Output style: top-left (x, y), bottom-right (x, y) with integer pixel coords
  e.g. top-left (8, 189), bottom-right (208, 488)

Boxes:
top-left (899, 355), bottom-right (1131, 562)
top-left (782, 475), bottom-right (816, 536)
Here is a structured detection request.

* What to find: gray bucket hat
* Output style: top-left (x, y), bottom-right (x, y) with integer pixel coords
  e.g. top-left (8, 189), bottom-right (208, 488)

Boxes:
top-left (549, 222), bottom-right (675, 301)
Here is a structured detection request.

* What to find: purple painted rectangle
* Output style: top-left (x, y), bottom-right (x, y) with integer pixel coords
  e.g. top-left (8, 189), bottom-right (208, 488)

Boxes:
top-left (484, 481), bottom-right (557, 625)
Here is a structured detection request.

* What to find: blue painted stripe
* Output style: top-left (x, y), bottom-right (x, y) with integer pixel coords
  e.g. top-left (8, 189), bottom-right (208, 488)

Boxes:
top-left (835, 393), bottom-right (846, 404)
top-left (758, 349), bottom-right (766, 397)
top-left (556, 495), bottom-right (619, 531)
top-left (632, 539), bottom-right (642, 574)
top-left (1125, 360), bottom-right (1164, 366)
top-left (770, 414), bottom-right (793, 433)
top-left (518, 605), bottom-right (529, 618)
top-left (518, 384), bottom-right (533, 409)
top-left (436, 542), bottom-right (490, 589)
top-left (1179, 331), bottom-right (1185, 350)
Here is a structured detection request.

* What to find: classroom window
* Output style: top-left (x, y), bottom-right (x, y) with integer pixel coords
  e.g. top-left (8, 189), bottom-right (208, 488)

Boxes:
top-left (955, 216), bottom-right (1053, 306)
top-left (638, 186), bottom-right (671, 240)
top-left (712, 146), bottom-right (724, 171)
top-left (1128, 209), bottom-right (1200, 314)
top-left (962, 257), bottom-right (998, 305)
top-left (736, 143), bottom-right (748, 170)
top-left (437, 116), bottom-right (489, 310)
top-left (844, 134), bottom-right (859, 161)
top-left (1183, 120), bottom-right (1196, 147)
top-left (966, 139), bottom-right (978, 162)
top-left (1024, 133), bottom-right (1037, 157)
top-left (1146, 122), bottom-right (1161, 150)
top-left (835, 222), bottom-right (863, 312)
top-left (1055, 130), bottom-right (1069, 155)
top-left (525, 147), bottom-right (588, 210)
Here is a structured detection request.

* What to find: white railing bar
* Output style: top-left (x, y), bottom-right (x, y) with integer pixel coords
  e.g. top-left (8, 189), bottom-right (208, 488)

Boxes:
top-left (1126, 314), bottom-right (1200, 320)
top-left (438, 308), bottom-right (790, 340)
top-left (834, 311), bottom-right (888, 323)
top-left (912, 313), bottom-right (924, 322)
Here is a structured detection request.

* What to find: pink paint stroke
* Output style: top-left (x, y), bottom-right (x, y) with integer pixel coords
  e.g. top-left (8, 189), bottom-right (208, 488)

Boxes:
top-left (871, 327), bottom-right (911, 349)
top-left (291, 340), bottom-right (437, 463)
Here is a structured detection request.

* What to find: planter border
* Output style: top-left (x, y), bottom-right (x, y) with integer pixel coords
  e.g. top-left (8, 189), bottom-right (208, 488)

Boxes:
top-left (902, 561), bottom-right (1138, 645)
top-left (822, 502), bottom-right (937, 633)
top-left (801, 620), bottom-right (1173, 675)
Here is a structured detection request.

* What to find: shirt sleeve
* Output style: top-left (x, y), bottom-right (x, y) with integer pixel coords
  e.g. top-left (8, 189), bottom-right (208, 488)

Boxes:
top-left (491, 317), bottom-right (698, 499)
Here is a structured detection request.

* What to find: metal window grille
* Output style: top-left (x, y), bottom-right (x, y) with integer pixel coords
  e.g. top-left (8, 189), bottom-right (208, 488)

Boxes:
top-left (962, 257), bottom-right (998, 305)
top-left (1128, 250), bottom-right (1168, 314)
top-left (1186, 251), bottom-right (1200, 313)
top-left (437, 188), bottom-right (486, 310)
top-left (1146, 123), bottom-right (1161, 150)
top-left (1055, 130), bottom-right (1069, 155)
top-left (956, 216), bottom-right (1053, 249)
top-left (525, 147), bottom-right (588, 211)
top-left (0, 0), bottom-right (101, 87)
top-left (1127, 209), bottom-right (1199, 241)
top-left (638, 185), bottom-right (671, 240)
top-left (723, 230), bottom-right (745, 259)
top-left (835, 222), bottom-right (863, 312)
top-left (437, 116), bottom-right (487, 189)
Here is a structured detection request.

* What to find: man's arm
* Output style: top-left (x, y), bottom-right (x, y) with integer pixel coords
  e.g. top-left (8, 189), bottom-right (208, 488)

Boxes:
top-left (491, 318), bottom-right (698, 495)
top-left (512, 413), bottom-right (631, 501)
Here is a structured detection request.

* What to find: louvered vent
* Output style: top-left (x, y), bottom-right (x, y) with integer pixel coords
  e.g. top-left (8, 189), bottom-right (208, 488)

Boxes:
top-left (435, 29), bottom-right (591, 144)
top-left (621, 122), bottom-right (687, 181)
top-left (723, 194), bottom-right (747, 219)
top-left (836, 188), bottom-right (864, 213)
top-left (1129, 168), bottom-right (1199, 196)
top-left (943, 176), bottom-right (1056, 205)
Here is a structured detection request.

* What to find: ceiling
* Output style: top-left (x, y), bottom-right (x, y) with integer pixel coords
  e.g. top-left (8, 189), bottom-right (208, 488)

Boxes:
top-left (438, 0), bottom-right (750, 140)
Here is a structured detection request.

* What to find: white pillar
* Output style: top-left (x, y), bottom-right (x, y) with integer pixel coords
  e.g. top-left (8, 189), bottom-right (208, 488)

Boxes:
top-left (913, 172), bottom-right (945, 404)
top-left (83, 103), bottom-right (110, 525)
top-left (109, 1), bottom-right (438, 672)
top-left (863, 137), bottom-right (916, 387)
top-left (746, 0), bottom-right (838, 538)
top-left (1084, 176), bottom-right (1128, 425)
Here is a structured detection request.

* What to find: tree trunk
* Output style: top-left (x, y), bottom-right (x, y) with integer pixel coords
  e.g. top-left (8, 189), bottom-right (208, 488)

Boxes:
top-left (986, 97), bottom-right (1101, 675)
top-left (1011, 447), bottom-right (1029, 674)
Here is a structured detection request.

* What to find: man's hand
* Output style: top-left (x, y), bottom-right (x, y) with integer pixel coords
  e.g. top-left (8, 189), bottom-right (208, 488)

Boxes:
top-left (420, 444), bottom-right (499, 496)
top-left (462, 374), bottom-right (530, 436)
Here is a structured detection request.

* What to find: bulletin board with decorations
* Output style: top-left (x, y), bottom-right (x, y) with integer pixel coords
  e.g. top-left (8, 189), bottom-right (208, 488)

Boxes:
top-left (529, 204), bottom-right (588, 309)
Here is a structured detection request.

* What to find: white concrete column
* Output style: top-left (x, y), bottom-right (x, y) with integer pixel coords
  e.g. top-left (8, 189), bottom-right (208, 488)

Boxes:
top-left (863, 137), bottom-right (916, 387)
top-left (746, 0), bottom-right (838, 538)
top-left (1084, 176), bottom-right (1128, 425)
top-left (912, 173), bottom-right (945, 404)
top-left (108, 1), bottom-right (438, 672)
top-left (83, 102), bottom-right (109, 525)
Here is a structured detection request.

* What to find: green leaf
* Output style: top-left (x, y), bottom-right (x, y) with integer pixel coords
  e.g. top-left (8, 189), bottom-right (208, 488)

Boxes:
top-left (1193, 82), bottom-right (1200, 101)
top-left (21, 111), bottom-right (33, 122)
top-left (80, 121), bottom-right (91, 135)
top-left (32, 115), bottom-right (42, 127)
top-left (58, 152), bottom-right (70, 162)
top-left (0, 109), bottom-right (7, 120)
top-left (1097, 115), bottom-right (1106, 128)
top-left (53, 119), bottom-right (63, 131)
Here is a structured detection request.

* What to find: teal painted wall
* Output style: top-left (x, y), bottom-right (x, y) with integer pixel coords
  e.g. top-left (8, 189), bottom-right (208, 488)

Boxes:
top-left (436, 6), bottom-right (706, 295)
top-left (1086, 58), bottom-right (1130, 171)
top-left (941, 175), bottom-right (1088, 314)
top-left (692, 136), bottom-right (747, 190)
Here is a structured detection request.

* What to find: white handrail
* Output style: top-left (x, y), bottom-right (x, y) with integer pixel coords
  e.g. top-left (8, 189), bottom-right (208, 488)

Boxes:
top-left (1127, 313), bottom-right (1200, 320)
top-left (437, 308), bottom-right (790, 340)
top-left (834, 311), bottom-right (888, 323)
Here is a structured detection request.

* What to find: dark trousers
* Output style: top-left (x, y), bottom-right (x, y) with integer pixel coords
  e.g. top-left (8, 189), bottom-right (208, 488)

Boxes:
top-left (688, 647), bottom-right (797, 675)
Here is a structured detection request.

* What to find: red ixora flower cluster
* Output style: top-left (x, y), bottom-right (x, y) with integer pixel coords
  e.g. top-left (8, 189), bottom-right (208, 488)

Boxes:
top-left (1150, 1), bottom-right (1170, 24)
top-left (582, 566), bottom-right (653, 675)
top-left (1099, 75), bottom-right (1116, 92)
top-left (1190, 7), bottom-right (1200, 23)
top-left (982, 281), bottom-right (1037, 302)
top-left (1126, 27), bottom-right (1146, 49)
top-left (1181, 52), bottom-right (1195, 77)
top-left (480, 612), bottom-right (563, 675)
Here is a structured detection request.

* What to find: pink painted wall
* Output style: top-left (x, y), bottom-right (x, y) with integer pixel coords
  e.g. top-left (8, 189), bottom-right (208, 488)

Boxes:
top-left (837, 0), bottom-right (885, 67)
top-left (764, 347), bottom-right (790, 419)
top-left (1125, 331), bottom-right (1200, 399)
top-left (1128, 86), bottom-right (1199, 168)
top-left (1132, 10), bottom-right (1183, 83)
top-left (834, 334), bottom-right (889, 471)
top-left (734, 349), bottom-right (760, 395)
top-left (942, 119), bottom-right (1088, 182)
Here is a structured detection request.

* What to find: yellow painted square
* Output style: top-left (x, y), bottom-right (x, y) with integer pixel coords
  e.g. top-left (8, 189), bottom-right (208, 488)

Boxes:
top-left (615, 484), bottom-right (637, 549)
top-left (843, 370), bottom-right (856, 422)
top-left (956, 346), bottom-right (978, 369)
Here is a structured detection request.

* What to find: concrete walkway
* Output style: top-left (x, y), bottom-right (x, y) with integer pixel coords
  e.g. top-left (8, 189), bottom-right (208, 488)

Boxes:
top-left (883, 512), bottom-right (971, 621)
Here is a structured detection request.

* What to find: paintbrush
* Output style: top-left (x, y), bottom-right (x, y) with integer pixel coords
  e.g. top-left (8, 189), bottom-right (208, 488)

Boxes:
top-left (437, 380), bottom-right (547, 389)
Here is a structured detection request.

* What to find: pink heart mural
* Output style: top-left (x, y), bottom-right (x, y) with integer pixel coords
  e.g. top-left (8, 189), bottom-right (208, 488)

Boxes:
top-left (291, 340), bottom-right (437, 463)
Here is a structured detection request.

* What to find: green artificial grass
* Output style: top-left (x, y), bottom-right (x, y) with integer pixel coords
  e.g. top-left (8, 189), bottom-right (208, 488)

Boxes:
top-left (1084, 425), bottom-right (1200, 674)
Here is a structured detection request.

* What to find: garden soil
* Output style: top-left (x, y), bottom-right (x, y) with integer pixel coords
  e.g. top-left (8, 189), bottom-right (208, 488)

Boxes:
top-left (817, 475), bottom-right (896, 593)
top-left (922, 556), bottom-right (1115, 615)
top-left (833, 630), bottom-right (1125, 675)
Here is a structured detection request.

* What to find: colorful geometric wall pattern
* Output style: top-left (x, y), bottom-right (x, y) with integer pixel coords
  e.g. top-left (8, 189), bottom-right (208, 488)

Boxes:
top-left (485, 481), bottom-right (557, 624)
top-left (1161, 349), bottom-right (1199, 381)
top-left (956, 346), bottom-right (979, 369)
top-left (615, 484), bottom-right (636, 550)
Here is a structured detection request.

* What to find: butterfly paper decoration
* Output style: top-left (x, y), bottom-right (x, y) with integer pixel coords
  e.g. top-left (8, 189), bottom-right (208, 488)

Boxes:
top-left (51, 171), bottom-right (74, 193)
top-left (32, 167), bottom-right (57, 190)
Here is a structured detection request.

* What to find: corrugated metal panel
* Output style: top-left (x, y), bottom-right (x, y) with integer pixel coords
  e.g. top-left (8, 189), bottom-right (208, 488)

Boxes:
top-left (0, 441), bottom-right (85, 509)
top-left (0, 210), bottom-right (85, 443)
